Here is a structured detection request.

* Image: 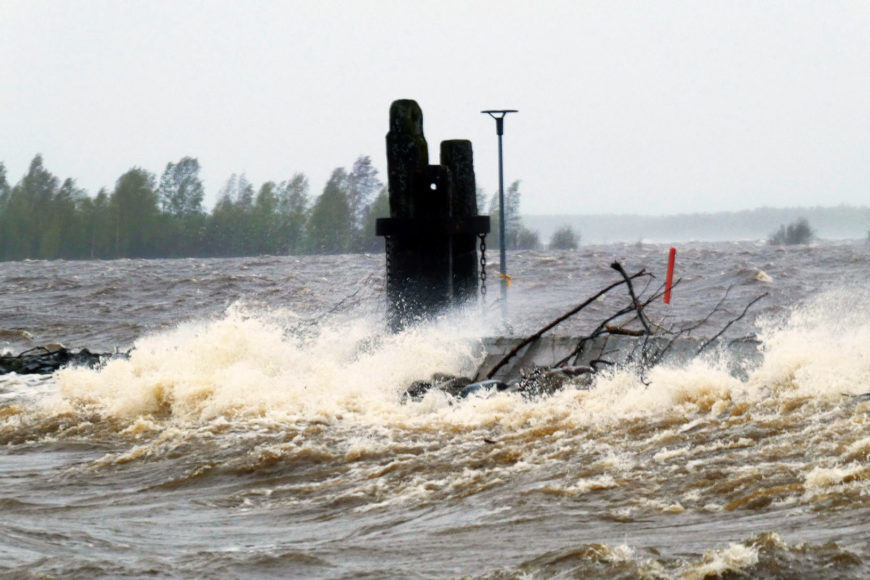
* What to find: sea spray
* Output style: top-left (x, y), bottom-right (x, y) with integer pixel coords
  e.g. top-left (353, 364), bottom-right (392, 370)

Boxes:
top-left (49, 302), bottom-right (493, 425)
top-left (29, 285), bottom-right (870, 441)
top-left (7, 285), bottom-right (870, 520)
top-left (753, 286), bottom-right (870, 400)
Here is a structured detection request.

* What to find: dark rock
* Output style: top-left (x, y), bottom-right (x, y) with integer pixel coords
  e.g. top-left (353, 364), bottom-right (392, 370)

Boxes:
top-left (0, 346), bottom-right (121, 375)
top-left (512, 366), bottom-right (595, 398)
top-left (402, 373), bottom-right (473, 402)
top-left (459, 379), bottom-right (511, 398)
top-left (402, 365), bottom-right (597, 402)
top-left (405, 379), bottom-right (434, 400)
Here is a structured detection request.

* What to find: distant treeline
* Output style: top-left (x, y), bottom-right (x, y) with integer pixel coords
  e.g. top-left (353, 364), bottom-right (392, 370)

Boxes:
top-left (0, 154), bottom-right (390, 261)
top-left (0, 155), bottom-right (543, 261)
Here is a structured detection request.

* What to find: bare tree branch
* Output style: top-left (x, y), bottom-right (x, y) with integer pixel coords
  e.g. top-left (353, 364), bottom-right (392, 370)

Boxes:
top-left (696, 292), bottom-right (769, 355)
top-left (611, 261), bottom-right (652, 335)
top-left (484, 269), bottom-right (649, 379)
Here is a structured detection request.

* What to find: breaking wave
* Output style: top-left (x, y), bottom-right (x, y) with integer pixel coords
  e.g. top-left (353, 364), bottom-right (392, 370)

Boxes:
top-left (3, 284), bottom-right (870, 578)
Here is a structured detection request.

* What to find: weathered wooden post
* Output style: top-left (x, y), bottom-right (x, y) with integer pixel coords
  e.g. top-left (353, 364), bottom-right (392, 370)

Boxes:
top-left (376, 100), bottom-right (489, 331)
top-left (441, 139), bottom-right (480, 304)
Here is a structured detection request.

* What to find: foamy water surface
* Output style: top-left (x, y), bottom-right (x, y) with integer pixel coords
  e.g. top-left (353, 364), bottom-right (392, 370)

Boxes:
top-left (2, 241), bottom-right (870, 578)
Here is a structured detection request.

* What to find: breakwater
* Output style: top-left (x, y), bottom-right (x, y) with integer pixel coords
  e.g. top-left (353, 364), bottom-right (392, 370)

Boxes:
top-left (480, 334), bottom-right (763, 382)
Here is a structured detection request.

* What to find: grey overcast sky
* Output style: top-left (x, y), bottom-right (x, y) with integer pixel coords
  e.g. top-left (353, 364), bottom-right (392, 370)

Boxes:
top-left (1, 1), bottom-right (868, 215)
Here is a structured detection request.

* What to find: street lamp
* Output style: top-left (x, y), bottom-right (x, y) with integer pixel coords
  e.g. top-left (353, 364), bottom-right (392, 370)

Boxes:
top-left (481, 109), bottom-right (518, 318)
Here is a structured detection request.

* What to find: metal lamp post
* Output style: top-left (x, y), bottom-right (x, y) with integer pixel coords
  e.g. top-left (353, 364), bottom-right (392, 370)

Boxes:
top-left (481, 109), bottom-right (518, 319)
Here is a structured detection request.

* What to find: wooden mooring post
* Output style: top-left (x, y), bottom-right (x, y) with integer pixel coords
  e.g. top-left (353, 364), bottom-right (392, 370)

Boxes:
top-left (376, 100), bottom-right (490, 331)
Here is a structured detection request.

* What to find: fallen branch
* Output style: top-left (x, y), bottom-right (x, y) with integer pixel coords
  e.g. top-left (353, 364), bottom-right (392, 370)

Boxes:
top-left (553, 277), bottom-right (675, 368)
top-left (642, 283), bottom-right (729, 367)
top-left (553, 303), bottom-right (637, 368)
top-left (604, 325), bottom-right (646, 336)
top-left (696, 292), bottom-right (769, 355)
top-left (683, 284), bottom-right (734, 334)
top-left (403, 262), bottom-right (770, 401)
top-left (484, 268), bottom-right (648, 379)
top-left (611, 261), bottom-right (652, 335)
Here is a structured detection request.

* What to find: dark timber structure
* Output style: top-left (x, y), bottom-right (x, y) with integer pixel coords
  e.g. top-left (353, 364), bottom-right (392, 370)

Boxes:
top-left (376, 100), bottom-right (490, 331)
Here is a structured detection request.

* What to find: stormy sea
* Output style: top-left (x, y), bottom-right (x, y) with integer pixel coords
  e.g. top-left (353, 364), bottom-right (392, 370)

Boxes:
top-left (2, 240), bottom-right (870, 579)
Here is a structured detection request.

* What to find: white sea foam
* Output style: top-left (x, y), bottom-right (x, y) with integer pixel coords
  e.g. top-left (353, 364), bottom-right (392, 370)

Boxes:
top-left (755, 269), bottom-right (773, 282)
top-left (682, 542), bottom-right (759, 579)
top-left (50, 303), bottom-right (491, 424)
top-left (753, 287), bottom-right (870, 399)
top-left (804, 464), bottom-right (866, 489)
top-left (532, 474), bottom-right (619, 496)
top-left (29, 285), bottom-right (870, 446)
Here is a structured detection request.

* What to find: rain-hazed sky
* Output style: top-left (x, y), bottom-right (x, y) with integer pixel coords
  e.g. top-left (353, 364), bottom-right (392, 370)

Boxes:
top-left (1, 1), bottom-right (868, 216)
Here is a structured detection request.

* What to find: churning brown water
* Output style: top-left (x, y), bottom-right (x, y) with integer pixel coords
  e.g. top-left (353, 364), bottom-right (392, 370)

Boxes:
top-left (2, 241), bottom-right (870, 578)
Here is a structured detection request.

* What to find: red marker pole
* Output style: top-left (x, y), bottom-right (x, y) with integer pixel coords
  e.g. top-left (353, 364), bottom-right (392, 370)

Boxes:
top-left (664, 247), bottom-right (676, 304)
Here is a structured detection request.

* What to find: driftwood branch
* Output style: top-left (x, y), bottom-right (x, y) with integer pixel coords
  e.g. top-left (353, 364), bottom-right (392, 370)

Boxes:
top-left (682, 284), bottom-right (734, 335)
top-left (553, 303), bottom-right (636, 368)
top-left (401, 259), bottom-right (772, 401)
top-left (613, 277), bottom-right (680, 335)
top-left (553, 276), bottom-right (676, 368)
top-left (610, 261), bottom-right (652, 335)
top-left (605, 325), bottom-right (646, 336)
top-left (696, 292), bottom-right (769, 355)
top-left (484, 269), bottom-right (648, 379)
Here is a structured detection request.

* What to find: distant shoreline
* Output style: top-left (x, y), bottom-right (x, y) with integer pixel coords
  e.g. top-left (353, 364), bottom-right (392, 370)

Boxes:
top-left (523, 205), bottom-right (870, 244)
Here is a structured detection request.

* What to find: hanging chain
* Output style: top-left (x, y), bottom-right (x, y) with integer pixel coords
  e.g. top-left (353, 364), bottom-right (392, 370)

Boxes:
top-left (385, 236), bottom-right (393, 288)
top-left (478, 233), bottom-right (487, 300)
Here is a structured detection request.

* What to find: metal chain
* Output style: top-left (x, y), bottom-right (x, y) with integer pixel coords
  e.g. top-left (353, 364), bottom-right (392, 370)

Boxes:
top-left (385, 236), bottom-right (393, 288)
top-left (478, 233), bottom-right (487, 300)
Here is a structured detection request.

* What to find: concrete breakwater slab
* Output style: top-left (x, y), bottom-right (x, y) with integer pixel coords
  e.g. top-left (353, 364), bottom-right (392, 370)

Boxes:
top-left (478, 334), bottom-right (763, 382)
